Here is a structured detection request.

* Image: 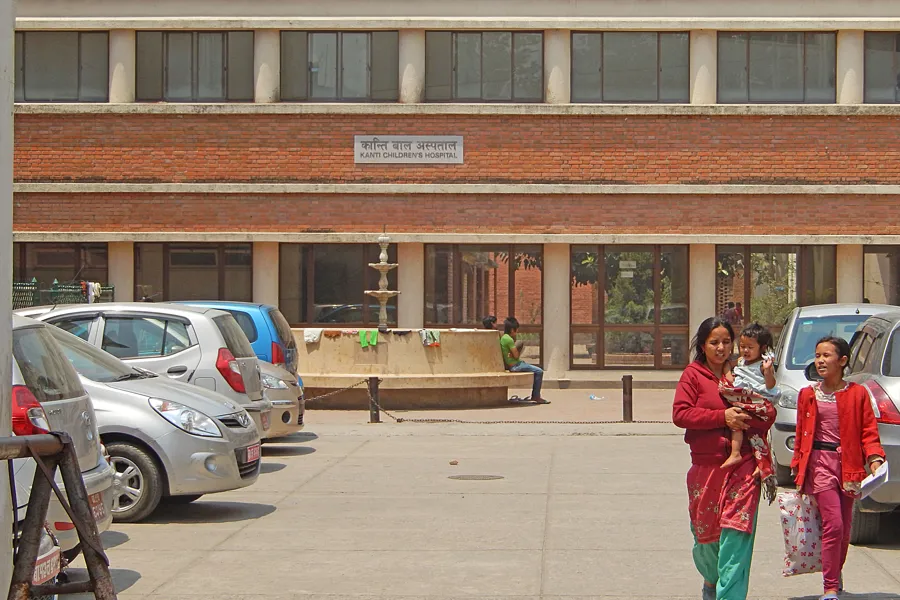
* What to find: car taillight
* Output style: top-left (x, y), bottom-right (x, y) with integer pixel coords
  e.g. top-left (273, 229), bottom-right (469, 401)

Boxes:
top-left (216, 348), bottom-right (246, 393)
top-left (11, 385), bottom-right (50, 437)
top-left (863, 380), bottom-right (900, 425)
top-left (271, 342), bottom-right (285, 367)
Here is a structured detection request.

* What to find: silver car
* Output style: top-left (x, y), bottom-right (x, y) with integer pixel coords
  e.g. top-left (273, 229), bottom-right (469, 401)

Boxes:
top-left (11, 315), bottom-right (114, 553)
top-left (260, 362), bottom-right (305, 439)
top-left (769, 303), bottom-right (895, 485)
top-left (45, 325), bottom-right (262, 522)
top-left (20, 303), bottom-right (274, 438)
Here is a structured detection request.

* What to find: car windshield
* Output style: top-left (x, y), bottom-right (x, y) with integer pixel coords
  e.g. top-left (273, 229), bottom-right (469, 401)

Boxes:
top-left (228, 310), bottom-right (258, 343)
top-left (213, 314), bottom-right (255, 358)
top-left (785, 314), bottom-right (867, 370)
top-left (12, 325), bottom-right (85, 402)
top-left (47, 326), bottom-right (146, 383)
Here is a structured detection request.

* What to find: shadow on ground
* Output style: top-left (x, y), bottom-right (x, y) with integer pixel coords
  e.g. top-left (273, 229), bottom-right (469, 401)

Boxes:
top-left (262, 445), bottom-right (316, 457)
top-left (260, 461), bottom-right (287, 474)
top-left (270, 431), bottom-right (319, 442)
top-left (100, 530), bottom-right (129, 551)
top-left (791, 595), bottom-right (900, 600)
top-left (62, 567), bottom-right (141, 598)
top-left (142, 501), bottom-right (276, 524)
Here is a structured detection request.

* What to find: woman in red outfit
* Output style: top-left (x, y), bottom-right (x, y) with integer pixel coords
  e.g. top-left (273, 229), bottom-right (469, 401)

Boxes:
top-left (673, 317), bottom-right (776, 600)
top-left (791, 336), bottom-right (885, 600)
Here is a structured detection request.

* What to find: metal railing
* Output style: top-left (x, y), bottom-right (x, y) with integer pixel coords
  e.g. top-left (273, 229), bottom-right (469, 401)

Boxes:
top-left (11, 279), bottom-right (115, 310)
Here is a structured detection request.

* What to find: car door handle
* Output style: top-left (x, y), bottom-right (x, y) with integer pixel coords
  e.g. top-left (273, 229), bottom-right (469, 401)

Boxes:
top-left (167, 366), bottom-right (188, 375)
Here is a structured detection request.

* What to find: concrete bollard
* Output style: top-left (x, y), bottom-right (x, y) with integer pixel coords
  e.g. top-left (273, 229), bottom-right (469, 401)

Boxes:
top-left (622, 375), bottom-right (633, 423)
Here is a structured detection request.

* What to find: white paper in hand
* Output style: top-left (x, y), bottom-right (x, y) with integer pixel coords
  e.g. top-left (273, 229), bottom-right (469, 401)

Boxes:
top-left (861, 461), bottom-right (889, 500)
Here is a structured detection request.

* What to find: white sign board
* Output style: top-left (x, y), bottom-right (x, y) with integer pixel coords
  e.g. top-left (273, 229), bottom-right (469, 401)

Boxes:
top-left (619, 260), bottom-right (637, 270)
top-left (354, 135), bottom-right (464, 164)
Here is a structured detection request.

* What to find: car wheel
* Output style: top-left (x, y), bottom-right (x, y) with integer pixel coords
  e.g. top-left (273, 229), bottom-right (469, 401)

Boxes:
top-left (774, 461), bottom-right (793, 486)
top-left (849, 502), bottom-right (881, 545)
top-left (107, 443), bottom-right (163, 524)
top-left (163, 494), bottom-right (203, 504)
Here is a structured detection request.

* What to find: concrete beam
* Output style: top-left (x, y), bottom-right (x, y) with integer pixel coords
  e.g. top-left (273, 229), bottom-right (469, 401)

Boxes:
top-left (398, 29), bottom-right (425, 104)
top-left (543, 243), bottom-right (570, 378)
top-left (689, 244), bottom-right (716, 339)
top-left (107, 241), bottom-right (135, 301)
top-left (836, 244), bottom-right (864, 303)
top-left (254, 29), bottom-right (280, 103)
top-left (397, 242), bottom-right (424, 329)
top-left (690, 30), bottom-right (716, 105)
top-left (544, 29), bottom-right (570, 105)
top-left (837, 30), bottom-right (865, 105)
top-left (252, 241), bottom-right (279, 305)
top-left (108, 29), bottom-right (136, 103)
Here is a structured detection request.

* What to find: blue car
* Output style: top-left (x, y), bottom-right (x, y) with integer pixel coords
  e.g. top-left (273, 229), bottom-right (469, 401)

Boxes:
top-left (175, 302), bottom-right (300, 380)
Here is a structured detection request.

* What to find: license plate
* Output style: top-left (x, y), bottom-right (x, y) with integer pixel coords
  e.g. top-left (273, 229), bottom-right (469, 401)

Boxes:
top-left (32, 547), bottom-right (60, 585)
top-left (260, 411), bottom-right (271, 431)
top-left (89, 492), bottom-right (107, 522)
top-left (246, 444), bottom-right (261, 463)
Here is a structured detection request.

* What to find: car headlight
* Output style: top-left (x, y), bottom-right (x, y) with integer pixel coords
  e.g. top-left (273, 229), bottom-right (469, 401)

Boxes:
top-left (149, 399), bottom-right (222, 437)
top-left (261, 373), bottom-right (289, 390)
top-left (778, 386), bottom-right (799, 410)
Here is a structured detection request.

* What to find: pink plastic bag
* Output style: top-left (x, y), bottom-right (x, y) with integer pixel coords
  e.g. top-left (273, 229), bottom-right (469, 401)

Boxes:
top-left (778, 491), bottom-right (823, 576)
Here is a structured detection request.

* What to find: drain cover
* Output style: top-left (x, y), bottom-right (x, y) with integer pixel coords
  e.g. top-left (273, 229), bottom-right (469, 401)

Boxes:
top-left (448, 475), bottom-right (504, 481)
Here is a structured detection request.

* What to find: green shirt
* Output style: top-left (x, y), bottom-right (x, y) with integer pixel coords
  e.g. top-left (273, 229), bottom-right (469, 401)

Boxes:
top-left (500, 334), bottom-right (520, 368)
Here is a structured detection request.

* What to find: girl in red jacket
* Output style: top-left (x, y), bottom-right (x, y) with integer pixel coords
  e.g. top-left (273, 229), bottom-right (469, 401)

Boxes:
top-left (673, 317), bottom-right (775, 600)
top-left (791, 336), bottom-right (885, 599)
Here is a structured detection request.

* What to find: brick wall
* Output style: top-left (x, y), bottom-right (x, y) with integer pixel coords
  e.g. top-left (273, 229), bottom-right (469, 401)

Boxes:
top-left (14, 192), bottom-right (900, 234)
top-left (14, 113), bottom-right (900, 185)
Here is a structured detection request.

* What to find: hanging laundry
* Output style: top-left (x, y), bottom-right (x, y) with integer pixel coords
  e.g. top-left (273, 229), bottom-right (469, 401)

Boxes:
top-left (304, 328), bottom-right (324, 344)
top-left (392, 330), bottom-right (412, 336)
top-left (323, 330), bottom-right (342, 339)
top-left (359, 330), bottom-right (379, 348)
top-left (418, 329), bottom-right (441, 347)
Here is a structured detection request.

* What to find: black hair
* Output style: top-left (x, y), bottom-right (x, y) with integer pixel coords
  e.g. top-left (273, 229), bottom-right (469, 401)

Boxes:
top-left (739, 322), bottom-right (774, 353)
top-left (691, 317), bottom-right (735, 364)
top-left (482, 315), bottom-right (497, 330)
top-left (816, 335), bottom-right (852, 366)
top-left (503, 316), bottom-right (520, 335)
top-left (726, 301), bottom-right (735, 309)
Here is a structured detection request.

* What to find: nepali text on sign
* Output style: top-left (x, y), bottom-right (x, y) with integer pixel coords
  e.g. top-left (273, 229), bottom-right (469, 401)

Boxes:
top-left (354, 136), bottom-right (464, 164)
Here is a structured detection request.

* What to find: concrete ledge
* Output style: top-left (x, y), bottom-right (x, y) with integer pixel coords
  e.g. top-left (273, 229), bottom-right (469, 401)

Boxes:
top-left (15, 102), bottom-right (900, 116)
top-left (15, 16), bottom-right (900, 31)
top-left (303, 372), bottom-right (532, 389)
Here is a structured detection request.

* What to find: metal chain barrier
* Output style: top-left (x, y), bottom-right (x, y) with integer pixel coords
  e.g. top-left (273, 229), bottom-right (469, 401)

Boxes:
top-left (302, 377), bottom-right (671, 425)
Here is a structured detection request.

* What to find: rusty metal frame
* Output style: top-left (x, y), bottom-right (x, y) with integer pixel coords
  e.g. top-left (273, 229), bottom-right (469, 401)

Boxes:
top-left (2, 432), bottom-right (116, 600)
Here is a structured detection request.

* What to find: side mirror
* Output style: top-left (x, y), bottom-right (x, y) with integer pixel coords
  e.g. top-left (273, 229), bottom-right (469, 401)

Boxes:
top-left (805, 362), bottom-right (823, 382)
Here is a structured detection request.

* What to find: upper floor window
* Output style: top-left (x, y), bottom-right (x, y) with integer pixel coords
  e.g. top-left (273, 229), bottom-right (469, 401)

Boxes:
top-left (571, 32), bottom-right (689, 103)
top-left (281, 31), bottom-right (399, 101)
top-left (425, 31), bottom-right (543, 102)
top-left (864, 33), bottom-right (900, 103)
top-left (136, 31), bottom-right (254, 102)
top-left (15, 32), bottom-right (108, 102)
top-left (718, 32), bottom-right (836, 103)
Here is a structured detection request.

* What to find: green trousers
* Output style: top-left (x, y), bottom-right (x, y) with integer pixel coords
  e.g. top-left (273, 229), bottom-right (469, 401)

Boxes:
top-left (692, 512), bottom-right (759, 600)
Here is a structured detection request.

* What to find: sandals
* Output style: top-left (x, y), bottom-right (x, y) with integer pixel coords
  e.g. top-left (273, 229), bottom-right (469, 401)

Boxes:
top-left (508, 395), bottom-right (551, 405)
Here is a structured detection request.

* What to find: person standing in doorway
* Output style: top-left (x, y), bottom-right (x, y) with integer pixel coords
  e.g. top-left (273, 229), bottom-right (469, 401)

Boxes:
top-left (501, 316), bottom-right (549, 404)
top-left (673, 317), bottom-right (775, 600)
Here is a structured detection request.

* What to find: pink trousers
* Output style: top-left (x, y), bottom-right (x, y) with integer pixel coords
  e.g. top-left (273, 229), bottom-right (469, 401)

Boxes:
top-left (813, 488), bottom-right (854, 592)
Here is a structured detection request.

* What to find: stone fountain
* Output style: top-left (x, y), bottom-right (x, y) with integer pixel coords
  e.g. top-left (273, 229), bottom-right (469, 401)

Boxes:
top-left (365, 232), bottom-right (400, 331)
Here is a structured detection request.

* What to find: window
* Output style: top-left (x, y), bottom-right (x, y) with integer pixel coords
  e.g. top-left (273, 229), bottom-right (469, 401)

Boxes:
top-left (571, 32), bottom-right (689, 103)
top-left (865, 33), bottom-right (900, 103)
top-left (53, 318), bottom-right (94, 341)
top-left (136, 31), bottom-right (254, 102)
top-left (102, 317), bottom-right (192, 359)
top-left (134, 243), bottom-right (252, 302)
top-left (864, 246), bottom-right (900, 304)
top-left (785, 314), bottom-right (868, 370)
top-left (281, 31), bottom-right (398, 101)
top-left (13, 243), bottom-right (108, 288)
top-left (716, 245), bottom-right (836, 339)
top-left (279, 244), bottom-right (398, 327)
top-left (425, 244), bottom-right (543, 365)
top-left (12, 326), bottom-right (85, 402)
top-left (15, 31), bottom-right (108, 102)
top-left (425, 31), bottom-right (543, 102)
top-left (571, 245), bottom-right (689, 369)
top-left (228, 310), bottom-right (259, 343)
top-left (718, 32), bottom-right (835, 103)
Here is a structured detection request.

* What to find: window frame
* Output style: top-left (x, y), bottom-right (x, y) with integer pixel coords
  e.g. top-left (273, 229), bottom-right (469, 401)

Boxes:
top-left (135, 30), bottom-right (254, 102)
top-left (569, 31), bottom-right (691, 104)
top-left (569, 244), bottom-right (691, 370)
top-left (425, 30), bottom-right (545, 103)
top-left (716, 31), bottom-right (837, 104)
top-left (133, 242), bottom-right (253, 302)
top-left (15, 31), bottom-right (110, 103)
top-left (100, 315), bottom-right (195, 360)
top-left (13, 242), bottom-right (109, 288)
top-left (864, 32), bottom-right (900, 104)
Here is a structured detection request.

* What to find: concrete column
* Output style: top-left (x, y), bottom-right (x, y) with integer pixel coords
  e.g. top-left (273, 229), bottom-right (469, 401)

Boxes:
top-left (544, 29), bottom-right (571, 104)
top-left (254, 29), bottom-right (281, 103)
top-left (689, 244), bottom-right (717, 337)
top-left (690, 30), bottom-right (717, 105)
top-left (107, 242), bottom-right (134, 302)
top-left (837, 30), bottom-right (865, 105)
top-left (108, 29), bottom-right (136, 103)
top-left (0, 0), bottom-right (15, 588)
top-left (399, 29), bottom-right (426, 104)
top-left (836, 244), bottom-right (864, 303)
top-left (252, 242), bottom-right (280, 306)
top-left (543, 243), bottom-right (571, 378)
top-left (398, 243), bottom-right (424, 329)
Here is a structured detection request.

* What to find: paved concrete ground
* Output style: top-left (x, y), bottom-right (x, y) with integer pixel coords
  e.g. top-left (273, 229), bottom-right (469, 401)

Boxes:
top-left (63, 401), bottom-right (900, 600)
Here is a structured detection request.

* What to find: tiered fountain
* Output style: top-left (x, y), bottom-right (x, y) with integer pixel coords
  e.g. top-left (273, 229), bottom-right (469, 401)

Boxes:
top-left (365, 231), bottom-right (400, 331)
